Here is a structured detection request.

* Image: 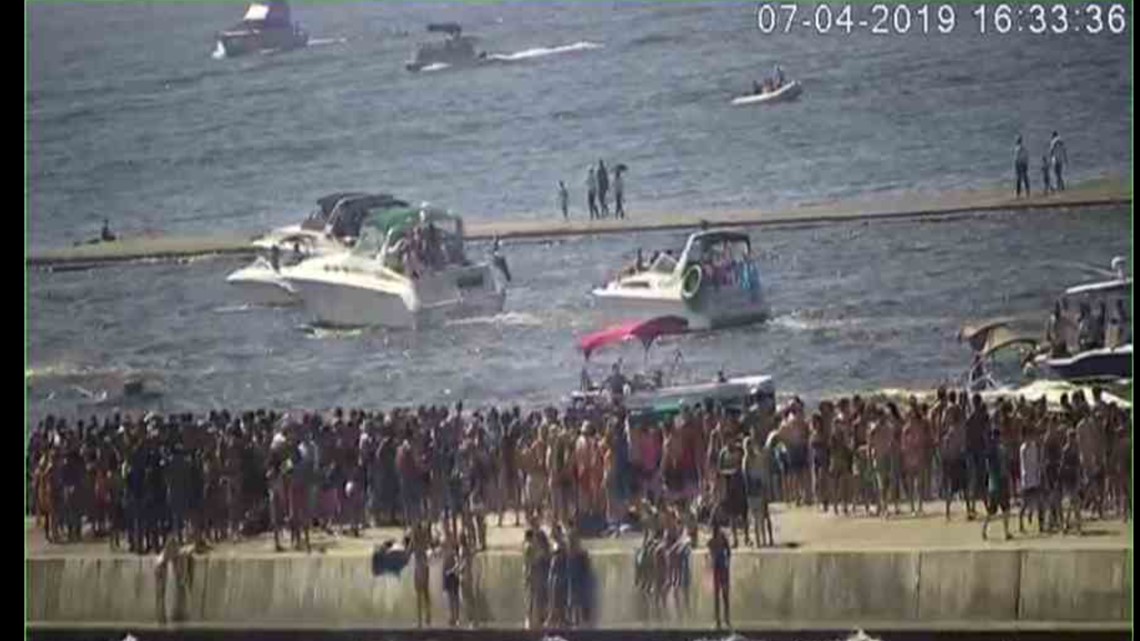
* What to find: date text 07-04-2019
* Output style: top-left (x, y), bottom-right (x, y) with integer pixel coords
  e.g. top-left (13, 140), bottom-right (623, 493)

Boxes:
top-left (756, 3), bottom-right (1129, 36)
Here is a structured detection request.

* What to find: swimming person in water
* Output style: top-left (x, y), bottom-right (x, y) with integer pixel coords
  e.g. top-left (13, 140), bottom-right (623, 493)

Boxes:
top-left (1013, 135), bottom-right (1030, 198)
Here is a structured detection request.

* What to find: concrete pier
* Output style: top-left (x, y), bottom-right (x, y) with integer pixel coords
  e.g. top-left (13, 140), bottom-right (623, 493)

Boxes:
top-left (25, 505), bottom-right (1131, 630)
top-left (26, 177), bottom-right (1131, 269)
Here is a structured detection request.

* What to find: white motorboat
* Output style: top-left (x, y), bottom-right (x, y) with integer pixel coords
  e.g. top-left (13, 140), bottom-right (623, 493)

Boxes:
top-left (731, 80), bottom-right (803, 106)
top-left (281, 202), bottom-right (508, 329)
top-left (226, 255), bottom-right (299, 306)
top-left (215, 1), bottom-right (308, 58)
top-left (1033, 261), bottom-right (1132, 381)
top-left (405, 23), bottom-right (487, 72)
top-left (570, 316), bottom-right (777, 415)
top-left (591, 229), bottom-right (769, 330)
top-left (251, 192), bottom-right (407, 255)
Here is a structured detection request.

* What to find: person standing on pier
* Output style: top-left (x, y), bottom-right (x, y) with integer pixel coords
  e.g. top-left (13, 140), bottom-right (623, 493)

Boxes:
top-left (1013, 135), bottom-right (1031, 198)
top-left (982, 428), bottom-right (1013, 541)
top-left (1041, 154), bottom-right (1053, 195)
top-left (596, 160), bottom-right (610, 218)
top-left (585, 166), bottom-right (599, 220)
top-left (613, 165), bottom-right (626, 219)
top-left (1049, 131), bottom-right (1068, 191)
top-left (707, 523), bottom-right (732, 630)
top-left (558, 180), bottom-right (569, 220)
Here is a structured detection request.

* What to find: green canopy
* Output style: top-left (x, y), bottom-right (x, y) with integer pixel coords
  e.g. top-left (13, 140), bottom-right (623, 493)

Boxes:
top-left (359, 207), bottom-right (422, 240)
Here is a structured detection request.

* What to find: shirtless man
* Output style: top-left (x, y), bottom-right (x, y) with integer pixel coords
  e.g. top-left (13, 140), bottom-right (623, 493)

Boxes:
top-left (779, 401), bottom-right (810, 505)
top-left (744, 432), bottom-right (774, 546)
top-left (828, 414), bottom-right (853, 516)
top-left (1111, 419), bottom-right (1130, 522)
top-left (867, 406), bottom-right (900, 518)
top-left (1076, 408), bottom-right (1107, 520)
top-left (901, 403), bottom-right (929, 515)
top-left (940, 393), bottom-right (968, 520)
top-left (409, 521), bottom-right (435, 628)
top-left (521, 430), bottom-right (548, 523)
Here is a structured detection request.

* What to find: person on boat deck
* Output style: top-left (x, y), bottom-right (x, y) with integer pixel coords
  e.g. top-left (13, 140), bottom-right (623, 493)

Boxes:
top-left (1076, 303), bottom-right (1096, 352)
top-left (1045, 301), bottom-right (1068, 357)
top-left (635, 248), bottom-right (645, 272)
top-left (270, 244), bottom-right (281, 273)
top-left (605, 362), bottom-right (628, 399)
top-left (773, 64), bottom-right (784, 88)
top-left (100, 219), bottom-right (116, 242)
top-left (1091, 302), bottom-right (1108, 349)
top-left (753, 80), bottom-right (762, 95)
top-left (1114, 299), bottom-right (1130, 346)
top-left (1013, 136), bottom-right (1030, 198)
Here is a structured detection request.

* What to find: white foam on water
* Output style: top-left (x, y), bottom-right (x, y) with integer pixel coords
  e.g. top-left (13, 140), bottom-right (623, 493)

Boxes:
top-left (211, 41), bottom-right (226, 60)
top-left (420, 62), bottom-right (452, 72)
top-left (771, 312), bottom-right (860, 332)
top-left (486, 40), bottom-right (602, 62)
top-left (445, 311), bottom-right (543, 327)
top-left (307, 37), bottom-right (348, 47)
top-left (212, 304), bottom-right (254, 314)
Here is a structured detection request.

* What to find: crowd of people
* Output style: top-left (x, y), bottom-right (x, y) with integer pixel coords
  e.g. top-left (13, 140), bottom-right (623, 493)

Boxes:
top-left (26, 383), bottom-right (1131, 627)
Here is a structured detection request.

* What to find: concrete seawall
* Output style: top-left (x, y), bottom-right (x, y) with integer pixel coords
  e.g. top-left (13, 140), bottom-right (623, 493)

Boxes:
top-left (26, 547), bottom-right (1131, 628)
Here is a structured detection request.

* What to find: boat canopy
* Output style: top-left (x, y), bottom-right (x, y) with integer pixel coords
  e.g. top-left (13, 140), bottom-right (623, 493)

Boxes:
top-left (1063, 278), bottom-right (1132, 297)
top-left (692, 230), bottom-right (751, 246)
top-left (325, 194), bottom-right (410, 239)
top-left (579, 316), bottom-right (689, 360)
top-left (244, 1), bottom-right (292, 26)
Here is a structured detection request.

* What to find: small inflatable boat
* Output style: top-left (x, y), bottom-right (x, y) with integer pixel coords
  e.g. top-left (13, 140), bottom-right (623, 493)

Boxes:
top-left (731, 80), bottom-right (803, 106)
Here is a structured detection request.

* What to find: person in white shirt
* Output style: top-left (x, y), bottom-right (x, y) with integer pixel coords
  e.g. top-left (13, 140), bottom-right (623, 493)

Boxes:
top-left (1013, 135), bottom-right (1030, 198)
top-left (1049, 131), bottom-right (1068, 191)
top-left (1019, 427), bottom-right (1045, 533)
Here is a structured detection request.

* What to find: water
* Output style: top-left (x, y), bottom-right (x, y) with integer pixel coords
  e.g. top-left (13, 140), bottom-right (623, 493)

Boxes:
top-left (25, 4), bottom-right (1131, 427)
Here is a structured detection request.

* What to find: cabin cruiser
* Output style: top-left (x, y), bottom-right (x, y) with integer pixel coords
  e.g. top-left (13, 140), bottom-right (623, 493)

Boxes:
top-left (216, 2), bottom-right (308, 58)
top-left (251, 193), bottom-right (408, 255)
top-left (228, 194), bottom-right (409, 306)
top-left (591, 229), bottom-right (769, 330)
top-left (570, 316), bottom-right (777, 415)
top-left (281, 202), bottom-right (508, 328)
top-left (405, 23), bottom-right (487, 71)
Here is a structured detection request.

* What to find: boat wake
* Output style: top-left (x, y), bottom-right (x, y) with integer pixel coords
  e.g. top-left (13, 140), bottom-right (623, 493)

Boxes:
top-left (307, 37), bottom-right (348, 47)
top-left (211, 41), bottom-right (227, 60)
top-left (486, 40), bottom-right (602, 63)
top-left (419, 62), bottom-right (452, 72)
top-left (446, 311), bottom-right (543, 327)
top-left (212, 304), bottom-right (256, 314)
top-left (771, 311), bottom-right (862, 332)
top-left (300, 325), bottom-right (369, 340)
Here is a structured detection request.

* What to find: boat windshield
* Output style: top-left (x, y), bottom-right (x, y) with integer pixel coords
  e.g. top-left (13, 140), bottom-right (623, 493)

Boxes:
top-left (650, 252), bottom-right (677, 274)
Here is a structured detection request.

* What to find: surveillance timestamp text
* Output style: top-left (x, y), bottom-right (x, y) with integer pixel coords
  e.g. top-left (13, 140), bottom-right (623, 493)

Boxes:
top-left (756, 3), bottom-right (1129, 35)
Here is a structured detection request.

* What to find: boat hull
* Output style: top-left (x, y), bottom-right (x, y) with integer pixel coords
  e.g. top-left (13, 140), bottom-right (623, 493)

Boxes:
top-left (731, 81), bottom-right (803, 106)
top-left (591, 288), bottom-right (769, 330)
top-left (288, 266), bottom-right (506, 329)
top-left (1036, 345), bottom-right (1132, 381)
top-left (218, 27), bottom-right (308, 57)
top-left (226, 262), bottom-right (298, 306)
